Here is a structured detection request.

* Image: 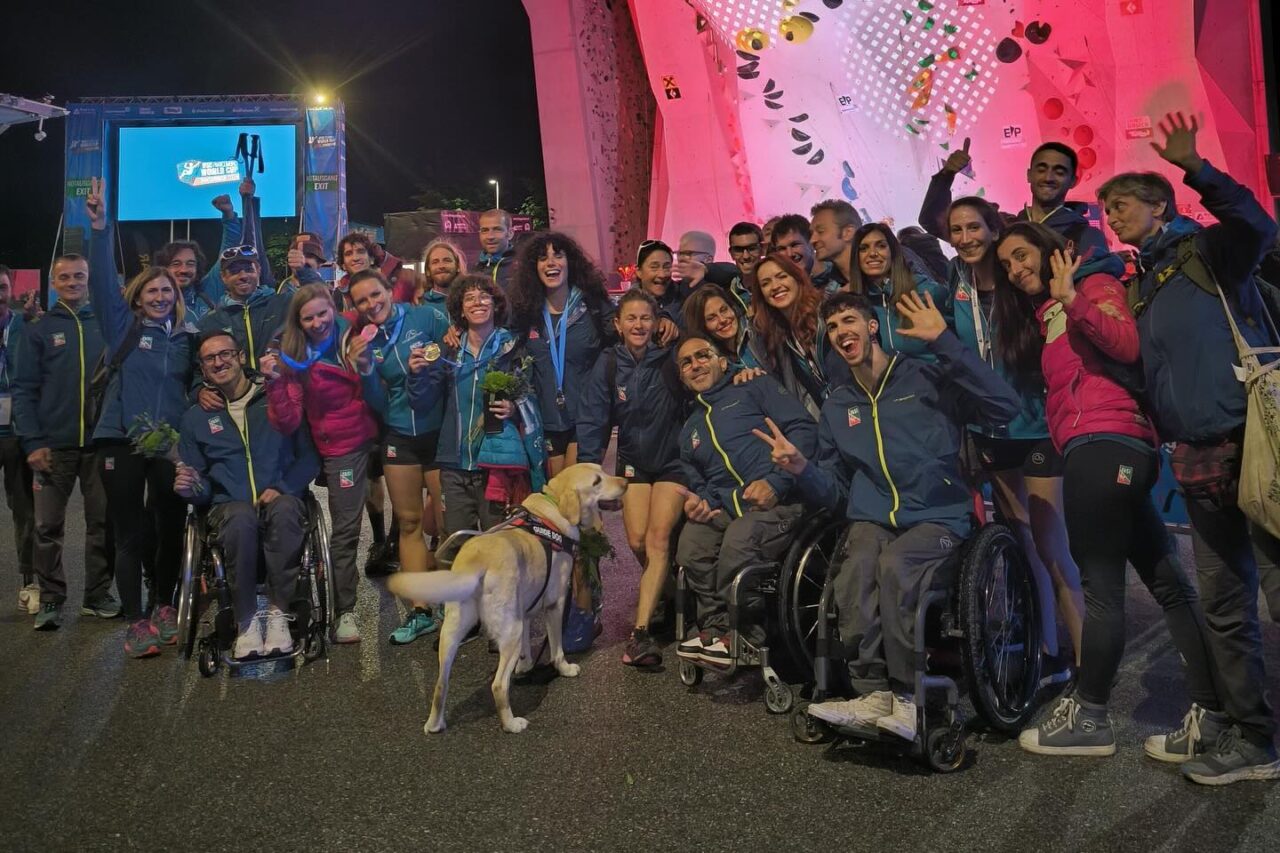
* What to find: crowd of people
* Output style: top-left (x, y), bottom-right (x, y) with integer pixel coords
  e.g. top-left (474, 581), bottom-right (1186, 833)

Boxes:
top-left (2, 111), bottom-right (1278, 785)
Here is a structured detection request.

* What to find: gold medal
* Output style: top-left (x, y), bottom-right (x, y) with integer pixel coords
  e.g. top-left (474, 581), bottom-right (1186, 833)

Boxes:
top-left (423, 342), bottom-right (441, 362)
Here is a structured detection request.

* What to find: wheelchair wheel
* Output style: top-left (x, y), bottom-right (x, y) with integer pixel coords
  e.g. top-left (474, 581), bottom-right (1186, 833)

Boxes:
top-left (678, 659), bottom-right (703, 687)
top-left (958, 524), bottom-right (1042, 733)
top-left (776, 515), bottom-right (844, 679)
top-left (924, 723), bottom-right (967, 773)
top-left (309, 499), bottom-right (335, 639)
top-left (791, 705), bottom-right (835, 744)
top-left (304, 623), bottom-right (327, 662)
top-left (175, 512), bottom-right (203, 660)
top-left (197, 638), bottom-right (220, 677)
top-left (764, 680), bottom-right (794, 715)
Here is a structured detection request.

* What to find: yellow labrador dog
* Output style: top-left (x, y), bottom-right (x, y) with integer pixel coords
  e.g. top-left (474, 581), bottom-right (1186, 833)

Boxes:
top-left (388, 463), bottom-right (626, 734)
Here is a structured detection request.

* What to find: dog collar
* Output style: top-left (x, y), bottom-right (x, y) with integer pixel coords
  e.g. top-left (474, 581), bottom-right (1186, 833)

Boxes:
top-left (506, 506), bottom-right (577, 555)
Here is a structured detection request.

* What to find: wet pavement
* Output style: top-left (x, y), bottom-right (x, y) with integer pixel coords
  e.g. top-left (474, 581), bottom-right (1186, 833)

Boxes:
top-left (1, 485), bottom-right (1278, 853)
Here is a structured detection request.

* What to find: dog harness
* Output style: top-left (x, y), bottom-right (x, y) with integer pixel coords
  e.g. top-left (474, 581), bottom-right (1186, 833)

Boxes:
top-left (504, 505), bottom-right (577, 614)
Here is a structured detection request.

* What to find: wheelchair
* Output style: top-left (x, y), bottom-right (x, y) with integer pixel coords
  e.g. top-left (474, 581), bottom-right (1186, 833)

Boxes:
top-left (674, 510), bottom-right (842, 714)
top-left (174, 491), bottom-right (333, 677)
top-left (789, 520), bottom-right (1045, 773)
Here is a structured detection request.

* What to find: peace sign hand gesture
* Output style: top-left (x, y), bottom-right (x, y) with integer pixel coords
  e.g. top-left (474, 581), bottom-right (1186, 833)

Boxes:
top-left (86, 177), bottom-right (106, 231)
top-left (895, 291), bottom-right (947, 342)
top-left (1151, 111), bottom-right (1204, 174)
top-left (751, 416), bottom-right (808, 475)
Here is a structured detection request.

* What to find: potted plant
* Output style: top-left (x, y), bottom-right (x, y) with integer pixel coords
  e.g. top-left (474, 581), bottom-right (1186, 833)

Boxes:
top-left (479, 359), bottom-right (530, 434)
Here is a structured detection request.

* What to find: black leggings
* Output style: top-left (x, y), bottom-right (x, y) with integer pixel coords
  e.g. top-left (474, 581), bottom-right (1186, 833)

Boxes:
top-left (1062, 437), bottom-right (1218, 709)
top-left (98, 447), bottom-right (185, 620)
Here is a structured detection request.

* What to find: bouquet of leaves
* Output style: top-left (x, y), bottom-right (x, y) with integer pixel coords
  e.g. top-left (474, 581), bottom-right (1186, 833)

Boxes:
top-left (479, 356), bottom-right (533, 434)
top-left (129, 413), bottom-right (202, 494)
top-left (573, 528), bottom-right (614, 614)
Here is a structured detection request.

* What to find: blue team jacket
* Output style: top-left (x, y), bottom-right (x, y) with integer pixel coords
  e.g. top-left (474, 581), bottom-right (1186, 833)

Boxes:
top-left (796, 331), bottom-right (1020, 537)
top-left (13, 300), bottom-right (105, 453)
top-left (576, 342), bottom-right (683, 471)
top-left (0, 310), bottom-right (26, 439)
top-left (177, 378), bottom-right (318, 506)
top-left (524, 295), bottom-right (615, 434)
top-left (1133, 160), bottom-right (1279, 443)
top-left (679, 373), bottom-right (818, 518)
top-left (196, 286), bottom-right (290, 370)
top-left (359, 303), bottom-right (452, 437)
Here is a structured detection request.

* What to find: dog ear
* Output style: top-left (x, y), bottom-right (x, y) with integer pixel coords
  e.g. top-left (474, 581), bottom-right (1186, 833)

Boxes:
top-left (549, 478), bottom-right (582, 525)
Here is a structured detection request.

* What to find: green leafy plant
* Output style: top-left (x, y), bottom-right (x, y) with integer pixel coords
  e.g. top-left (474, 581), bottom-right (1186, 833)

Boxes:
top-left (479, 355), bottom-right (533, 399)
top-left (575, 527), bottom-right (615, 611)
top-left (128, 413), bottom-right (202, 494)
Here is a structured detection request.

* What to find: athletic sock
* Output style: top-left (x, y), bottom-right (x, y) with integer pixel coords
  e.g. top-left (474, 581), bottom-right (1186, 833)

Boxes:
top-left (368, 509), bottom-right (385, 544)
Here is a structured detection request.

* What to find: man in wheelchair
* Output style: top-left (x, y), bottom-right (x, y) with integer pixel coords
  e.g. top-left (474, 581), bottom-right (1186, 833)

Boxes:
top-left (672, 336), bottom-right (818, 666)
top-left (175, 330), bottom-right (320, 660)
top-left (758, 292), bottom-right (1018, 740)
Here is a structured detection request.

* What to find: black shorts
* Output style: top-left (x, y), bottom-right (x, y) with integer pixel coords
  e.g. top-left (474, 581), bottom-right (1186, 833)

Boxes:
top-left (382, 430), bottom-right (440, 469)
top-left (971, 434), bottom-right (1063, 478)
top-left (615, 453), bottom-right (684, 486)
top-left (545, 429), bottom-right (575, 458)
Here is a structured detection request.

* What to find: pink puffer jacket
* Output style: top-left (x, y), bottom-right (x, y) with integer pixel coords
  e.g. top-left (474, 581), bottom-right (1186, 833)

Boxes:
top-left (1036, 273), bottom-right (1157, 452)
top-left (267, 360), bottom-right (378, 458)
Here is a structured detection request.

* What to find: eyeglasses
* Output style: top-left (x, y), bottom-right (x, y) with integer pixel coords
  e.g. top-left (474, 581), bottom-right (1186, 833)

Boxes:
top-left (220, 245), bottom-right (259, 261)
top-left (200, 348), bottom-right (240, 366)
top-left (727, 242), bottom-right (762, 256)
top-left (676, 250), bottom-right (713, 262)
top-left (677, 348), bottom-right (718, 372)
top-left (462, 293), bottom-right (494, 306)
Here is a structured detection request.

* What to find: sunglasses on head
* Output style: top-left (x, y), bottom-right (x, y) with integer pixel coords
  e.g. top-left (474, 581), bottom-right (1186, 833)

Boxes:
top-left (220, 245), bottom-right (260, 261)
top-left (636, 239), bottom-right (672, 264)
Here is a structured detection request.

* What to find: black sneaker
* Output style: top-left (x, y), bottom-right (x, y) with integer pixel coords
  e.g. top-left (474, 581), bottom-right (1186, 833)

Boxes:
top-left (34, 602), bottom-right (62, 631)
top-left (1181, 728), bottom-right (1280, 786)
top-left (1145, 703), bottom-right (1229, 764)
top-left (621, 629), bottom-right (662, 668)
top-left (363, 541), bottom-right (396, 577)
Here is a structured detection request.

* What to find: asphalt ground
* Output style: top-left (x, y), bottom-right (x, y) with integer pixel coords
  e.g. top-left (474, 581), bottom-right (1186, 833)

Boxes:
top-left (1, 470), bottom-right (1278, 852)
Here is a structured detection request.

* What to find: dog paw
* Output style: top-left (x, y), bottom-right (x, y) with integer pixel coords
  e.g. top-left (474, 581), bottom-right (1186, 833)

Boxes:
top-left (425, 718), bottom-right (446, 735)
top-left (557, 661), bottom-right (581, 678)
top-left (503, 716), bottom-right (529, 733)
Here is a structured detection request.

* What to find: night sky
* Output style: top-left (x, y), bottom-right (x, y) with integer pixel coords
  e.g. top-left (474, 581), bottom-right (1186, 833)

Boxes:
top-left (0, 0), bottom-right (544, 269)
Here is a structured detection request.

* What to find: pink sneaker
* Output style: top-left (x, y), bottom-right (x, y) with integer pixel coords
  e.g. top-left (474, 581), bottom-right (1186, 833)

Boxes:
top-left (152, 605), bottom-right (179, 645)
top-left (125, 619), bottom-right (162, 658)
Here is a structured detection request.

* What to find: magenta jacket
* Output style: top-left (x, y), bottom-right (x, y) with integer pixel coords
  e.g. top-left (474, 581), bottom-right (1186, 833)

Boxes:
top-left (267, 358), bottom-right (378, 459)
top-left (1036, 273), bottom-right (1157, 452)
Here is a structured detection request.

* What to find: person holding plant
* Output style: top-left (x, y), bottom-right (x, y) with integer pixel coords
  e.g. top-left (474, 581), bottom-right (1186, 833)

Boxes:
top-left (260, 283), bottom-right (378, 644)
top-left (577, 289), bottom-right (686, 667)
top-left (84, 178), bottom-right (199, 658)
top-left (413, 274), bottom-right (545, 538)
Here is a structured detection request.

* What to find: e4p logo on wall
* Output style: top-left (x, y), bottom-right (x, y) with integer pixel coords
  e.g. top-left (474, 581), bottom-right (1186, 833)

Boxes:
top-left (1001, 125), bottom-right (1025, 149)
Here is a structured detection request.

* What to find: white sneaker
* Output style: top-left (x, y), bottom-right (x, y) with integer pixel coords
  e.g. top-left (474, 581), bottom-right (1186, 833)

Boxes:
top-left (876, 694), bottom-right (918, 741)
top-left (262, 607), bottom-right (294, 656)
top-left (18, 583), bottom-right (41, 616)
top-left (233, 619), bottom-right (264, 660)
top-left (807, 690), bottom-right (894, 727)
top-left (334, 611), bottom-right (361, 644)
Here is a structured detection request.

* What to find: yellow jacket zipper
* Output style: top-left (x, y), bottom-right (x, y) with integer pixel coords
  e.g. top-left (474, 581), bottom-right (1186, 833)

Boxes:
top-left (697, 394), bottom-right (745, 517)
top-left (854, 357), bottom-right (902, 527)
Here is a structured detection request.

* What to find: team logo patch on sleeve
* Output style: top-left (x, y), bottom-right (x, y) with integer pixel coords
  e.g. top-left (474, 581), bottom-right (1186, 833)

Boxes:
top-left (52, 333), bottom-right (66, 347)
top-left (1117, 465), bottom-right (1133, 486)
top-left (690, 429), bottom-right (701, 450)
top-left (339, 468), bottom-right (355, 488)
top-left (847, 406), bottom-right (861, 427)
top-left (207, 416), bottom-right (224, 434)
top-left (617, 386), bottom-right (627, 402)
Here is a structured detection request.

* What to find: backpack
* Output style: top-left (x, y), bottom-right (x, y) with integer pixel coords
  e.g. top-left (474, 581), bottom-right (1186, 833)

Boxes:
top-left (86, 323), bottom-right (144, 431)
top-left (1129, 234), bottom-right (1280, 337)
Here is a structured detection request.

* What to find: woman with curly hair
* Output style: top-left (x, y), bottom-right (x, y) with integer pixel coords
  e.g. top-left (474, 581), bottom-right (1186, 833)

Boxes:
top-left (507, 231), bottom-right (616, 475)
top-left (507, 232), bottom-right (617, 651)
top-left (748, 253), bottom-right (827, 417)
top-left (682, 283), bottom-right (766, 372)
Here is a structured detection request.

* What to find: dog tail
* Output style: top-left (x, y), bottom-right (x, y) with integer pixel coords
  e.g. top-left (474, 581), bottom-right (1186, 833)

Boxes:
top-left (387, 571), bottom-right (484, 603)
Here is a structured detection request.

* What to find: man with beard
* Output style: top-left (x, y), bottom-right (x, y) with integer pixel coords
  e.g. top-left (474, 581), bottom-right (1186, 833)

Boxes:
top-left (419, 239), bottom-right (466, 309)
top-left (277, 232), bottom-right (328, 296)
top-left (758, 290), bottom-right (1017, 742)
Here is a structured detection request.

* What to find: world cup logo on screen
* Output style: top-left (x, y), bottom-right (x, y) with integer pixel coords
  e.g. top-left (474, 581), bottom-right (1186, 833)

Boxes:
top-left (176, 158), bottom-right (241, 187)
